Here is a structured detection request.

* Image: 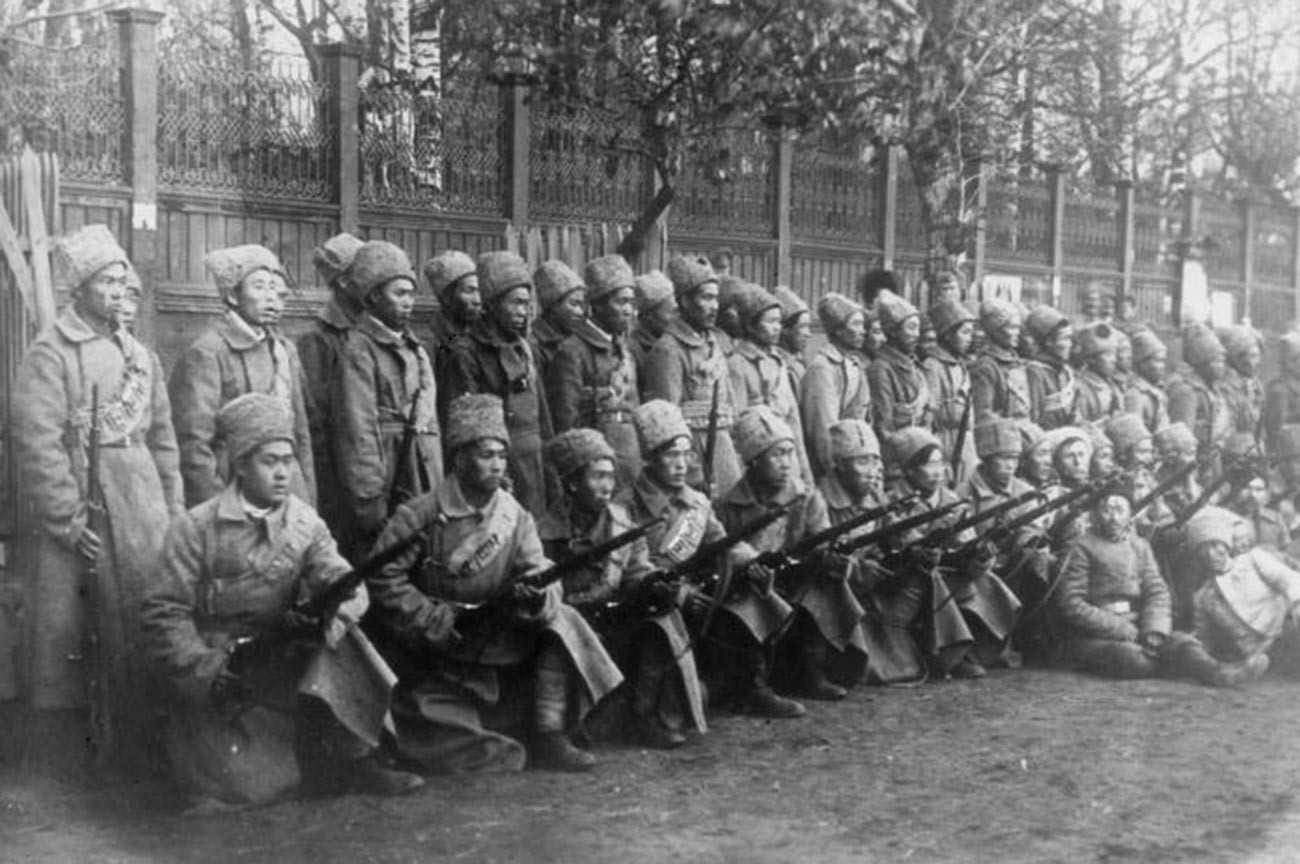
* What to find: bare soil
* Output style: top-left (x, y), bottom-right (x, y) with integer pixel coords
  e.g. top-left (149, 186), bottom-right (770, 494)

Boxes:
top-left (3, 668), bottom-right (1299, 864)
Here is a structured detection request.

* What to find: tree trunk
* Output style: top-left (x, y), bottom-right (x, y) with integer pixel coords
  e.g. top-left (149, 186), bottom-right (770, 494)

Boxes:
top-left (906, 140), bottom-right (972, 280)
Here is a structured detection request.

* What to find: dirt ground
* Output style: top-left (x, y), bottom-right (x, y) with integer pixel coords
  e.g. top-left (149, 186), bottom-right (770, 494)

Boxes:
top-left (2, 667), bottom-right (1299, 864)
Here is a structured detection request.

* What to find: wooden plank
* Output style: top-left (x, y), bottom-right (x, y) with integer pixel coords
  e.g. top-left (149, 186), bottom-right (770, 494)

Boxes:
top-left (21, 149), bottom-right (56, 330)
top-left (187, 208), bottom-right (206, 283)
top-left (0, 199), bottom-right (37, 316)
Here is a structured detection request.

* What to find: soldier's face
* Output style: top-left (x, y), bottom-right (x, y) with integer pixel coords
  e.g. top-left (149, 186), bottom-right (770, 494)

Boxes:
top-left (649, 438), bottom-right (692, 490)
top-left (984, 454), bottom-right (1018, 489)
top-left (752, 440), bottom-right (795, 489)
top-left (237, 440), bottom-right (296, 509)
top-left (592, 288), bottom-right (635, 336)
top-left (835, 312), bottom-right (866, 351)
top-left (908, 448), bottom-right (945, 493)
top-left (1116, 339), bottom-right (1132, 373)
top-left (1045, 326), bottom-right (1073, 362)
top-left (1056, 440), bottom-right (1089, 484)
top-left (491, 286), bottom-right (533, 337)
top-left (1197, 540), bottom-right (1232, 575)
top-left (1247, 476), bottom-right (1269, 511)
top-left (1093, 494), bottom-right (1131, 539)
top-left (77, 262), bottom-right (128, 325)
top-left (1197, 356), bottom-right (1226, 383)
top-left (836, 454), bottom-right (882, 499)
top-left (890, 316), bottom-right (920, 353)
top-left (942, 321), bottom-right (974, 357)
top-left (118, 289), bottom-right (140, 333)
top-left (866, 317), bottom-right (885, 354)
top-left (1137, 355), bottom-right (1166, 383)
top-left (782, 312), bottom-right (811, 353)
top-left (231, 269), bottom-right (282, 328)
top-left (1088, 348), bottom-right (1117, 377)
top-left (1127, 438), bottom-right (1155, 469)
top-left (368, 277), bottom-right (416, 329)
top-left (1231, 345), bottom-right (1261, 376)
top-left (990, 322), bottom-right (1019, 350)
top-left (681, 282), bottom-right (719, 330)
top-left (571, 458), bottom-right (616, 511)
top-left (552, 288), bottom-right (588, 332)
top-left (1023, 443), bottom-right (1054, 482)
top-left (1091, 444), bottom-right (1115, 478)
top-left (643, 300), bottom-right (677, 335)
top-left (448, 276), bottom-right (482, 323)
top-left (751, 306), bottom-right (783, 348)
top-left (459, 439), bottom-right (508, 492)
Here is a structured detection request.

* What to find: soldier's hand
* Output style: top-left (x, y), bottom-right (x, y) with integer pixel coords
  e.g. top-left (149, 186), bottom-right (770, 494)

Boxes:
top-left (74, 526), bottom-right (103, 563)
top-left (210, 666), bottom-right (251, 710)
top-left (512, 582), bottom-right (547, 617)
top-left (1140, 631), bottom-right (1167, 651)
top-left (644, 576), bottom-right (681, 613)
top-left (851, 557), bottom-right (891, 595)
top-left (282, 608), bottom-right (325, 640)
top-left (681, 589), bottom-right (711, 621)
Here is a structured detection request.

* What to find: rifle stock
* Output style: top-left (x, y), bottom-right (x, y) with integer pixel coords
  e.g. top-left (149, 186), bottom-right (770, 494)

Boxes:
top-left (701, 379), bottom-right (720, 497)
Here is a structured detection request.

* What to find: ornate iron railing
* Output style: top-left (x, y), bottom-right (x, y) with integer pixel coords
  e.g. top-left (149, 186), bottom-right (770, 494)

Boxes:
top-left (1062, 194), bottom-right (1120, 269)
top-left (1200, 198), bottom-right (1244, 281)
top-left (1133, 201), bottom-right (1182, 275)
top-left (1253, 205), bottom-right (1295, 285)
top-left (985, 183), bottom-right (1051, 262)
top-left (360, 80), bottom-right (504, 215)
top-left (0, 35), bottom-right (124, 184)
top-left (528, 100), bottom-right (652, 223)
top-left (157, 54), bottom-right (334, 200)
top-left (670, 127), bottom-right (775, 236)
top-left (790, 138), bottom-right (876, 243)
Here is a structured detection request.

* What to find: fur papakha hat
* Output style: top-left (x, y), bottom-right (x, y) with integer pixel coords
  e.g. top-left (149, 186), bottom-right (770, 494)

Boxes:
top-left (56, 224), bottom-right (129, 290)
top-left (772, 285), bottom-right (809, 324)
top-left (733, 405), bottom-right (795, 465)
top-left (1154, 422), bottom-right (1198, 461)
top-left (349, 241), bottom-right (417, 301)
top-left (1104, 413), bottom-right (1151, 456)
top-left (205, 244), bottom-right (286, 301)
top-left (424, 250), bottom-right (477, 298)
top-left (535, 260), bottom-right (585, 310)
top-left (928, 297), bottom-right (975, 336)
top-left (445, 393), bottom-right (510, 453)
top-left (217, 393), bottom-right (295, 464)
top-left (888, 426), bottom-right (942, 468)
top-left (875, 289), bottom-right (920, 330)
top-left (477, 251), bottom-right (533, 304)
top-left (817, 292), bottom-right (864, 332)
top-left (634, 270), bottom-right (675, 313)
top-left (1184, 506), bottom-right (1239, 551)
top-left (545, 428), bottom-right (616, 479)
top-left (1130, 327), bottom-right (1167, 364)
top-left (1075, 322), bottom-right (1118, 358)
top-left (1025, 305), bottom-right (1070, 345)
top-left (979, 297), bottom-right (1021, 334)
top-left (666, 254), bottom-right (718, 297)
top-left (312, 232), bottom-right (363, 286)
top-left (584, 255), bottom-right (636, 302)
top-left (1182, 322), bottom-right (1226, 367)
top-left (634, 399), bottom-right (693, 454)
top-left (975, 419), bottom-right (1024, 459)
top-left (829, 419), bottom-right (880, 461)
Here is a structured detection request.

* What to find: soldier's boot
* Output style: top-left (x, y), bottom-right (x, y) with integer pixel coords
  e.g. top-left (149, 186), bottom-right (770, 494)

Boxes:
top-left (630, 641), bottom-right (686, 750)
top-left (1162, 635), bottom-right (1248, 688)
top-left (531, 644), bottom-right (596, 772)
top-left (796, 629), bottom-right (848, 701)
top-left (746, 648), bottom-right (806, 719)
top-left (295, 699), bottom-right (423, 797)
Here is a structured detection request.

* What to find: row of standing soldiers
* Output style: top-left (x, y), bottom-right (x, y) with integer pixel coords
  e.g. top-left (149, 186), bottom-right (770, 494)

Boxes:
top-left (10, 224), bottom-right (1300, 811)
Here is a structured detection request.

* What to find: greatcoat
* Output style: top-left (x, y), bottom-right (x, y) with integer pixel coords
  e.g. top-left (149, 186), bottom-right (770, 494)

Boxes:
top-left (1025, 358), bottom-right (1079, 430)
top-left (298, 299), bottom-right (356, 534)
top-left (867, 343), bottom-right (933, 436)
top-left (1124, 375), bottom-right (1170, 434)
top-left (922, 345), bottom-right (977, 488)
top-left (728, 338), bottom-right (812, 484)
top-left (800, 342), bottom-right (872, 480)
top-left (971, 344), bottom-right (1031, 425)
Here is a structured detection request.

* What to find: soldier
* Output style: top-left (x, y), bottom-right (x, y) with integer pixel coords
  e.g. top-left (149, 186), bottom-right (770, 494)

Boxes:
top-left (331, 241), bottom-right (442, 562)
top-left (1154, 422), bottom-right (1203, 519)
top-left (539, 429), bottom-right (705, 749)
top-left (716, 407), bottom-right (867, 701)
top-left (1125, 327), bottom-right (1171, 433)
top-left (547, 255), bottom-right (642, 489)
top-left (772, 285), bottom-right (811, 398)
top-left (170, 244), bottom-right (315, 507)
top-left (857, 268), bottom-right (900, 309)
top-left (1024, 305), bottom-right (1078, 430)
top-left (883, 427), bottom-right (1022, 679)
top-left (1112, 328), bottom-right (1135, 394)
top-left (630, 270), bottom-right (676, 381)
top-left (365, 394), bottom-right (623, 773)
top-left (923, 297), bottom-right (978, 487)
top-left (971, 298), bottom-right (1030, 424)
top-left (422, 250), bottom-right (481, 422)
top-left (13, 225), bottom-right (183, 763)
top-left (298, 233), bottom-right (364, 536)
top-left (801, 292), bottom-right (872, 479)
top-left (1168, 323), bottom-right (1231, 466)
top-left (1264, 332), bottom-right (1300, 452)
top-left (443, 251), bottom-right (555, 514)
top-left (643, 254), bottom-right (742, 498)
top-left (1018, 421), bottom-right (1056, 491)
top-left (868, 290), bottom-right (933, 437)
top-left (530, 260), bottom-right (587, 381)
top-left (1269, 425), bottom-right (1300, 539)
top-left (727, 283), bottom-right (811, 483)
top-left (1230, 462), bottom-right (1290, 552)
top-left (141, 394), bottom-right (421, 810)
top-left (1057, 488), bottom-right (1260, 687)
top-left (1073, 324), bottom-right (1124, 424)
top-left (1105, 413), bottom-right (1156, 473)
top-left (714, 274), bottom-right (746, 357)
top-left (1217, 325), bottom-right (1264, 439)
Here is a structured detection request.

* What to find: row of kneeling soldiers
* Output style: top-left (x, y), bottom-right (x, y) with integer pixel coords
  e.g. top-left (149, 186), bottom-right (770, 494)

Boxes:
top-left (8, 224), bottom-right (1300, 813)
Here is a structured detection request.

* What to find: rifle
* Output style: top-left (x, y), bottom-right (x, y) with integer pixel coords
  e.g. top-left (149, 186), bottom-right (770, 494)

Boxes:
top-left (757, 495), bottom-right (917, 570)
top-left (1131, 457), bottom-right (1203, 514)
top-left (226, 527), bottom-right (430, 675)
top-left (954, 482), bottom-right (1094, 554)
top-left (683, 503), bottom-right (796, 639)
top-left (1171, 448), bottom-right (1269, 530)
top-left (83, 385), bottom-right (110, 763)
top-left (949, 391), bottom-right (973, 485)
top-left (701, 379), bottom-right (721, 497)
top-left (836, 498), bottom-right (967, 555)
top-left (386, 385), bottom-right (424, 516)
top-left (917, 488), bottom-right (1042, 551)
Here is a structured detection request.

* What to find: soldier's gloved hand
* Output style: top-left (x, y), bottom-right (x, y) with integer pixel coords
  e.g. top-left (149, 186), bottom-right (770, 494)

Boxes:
top-left (681, 589), bottom-right (711, 621)
top-left (743, 561), bottom-right (776, 594)
top-left (512, 582), bottom-right (548, 617)
top-left (822, 552), bottom-right (852, 580)
top-left (72, 525), bottom-right (103, 563)
top-left (644, 576), bottom-right (681, 614)
top-left (282, 608), bottom-right (325, 640)
top-left (210, 665), bottom-right (251, 710)
top-left (569, 581), bottom-right (617, 610)
top-left (904, 546), bottom-right (942, 570)
top-left (850, 556), bottom-right (891, 596)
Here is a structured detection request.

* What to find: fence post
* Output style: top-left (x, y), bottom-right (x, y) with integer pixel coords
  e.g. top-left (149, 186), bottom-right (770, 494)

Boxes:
top-left (1292, 205), bottom-right (1300, 326)
top-left (1046, 165), bottom-right (1066, 306)
top-left (1115, 179), bottom-right (1134, 307)
top-left (1241, 199), bottom-right (1255, 324)
top-left (1174, 188), bottom-right (1202, 326)
top-left (320, 44), bottom-right (363, 234)
top-left (107, 7), bottom-right (164, 343)
top-left (878, 145), bottom-right (899, 270)
top-left (504, 85), bottom-right (530, 224)
top-left (775, 129), bottom-right (793, 286)
top-left (971, 159), bottom-right (987, 293)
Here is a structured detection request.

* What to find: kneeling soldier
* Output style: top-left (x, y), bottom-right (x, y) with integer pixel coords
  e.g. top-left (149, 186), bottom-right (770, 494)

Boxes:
top-left (717, 406), bottom-right (868, 702)
top-left (622, 400), bottom-right (803, 718)
top-left (365, 395), bottom-right (623, 773)
top-left (540, 429), bottom-right (706, 749)
top-left (142, 394), bottom-right (421, 811)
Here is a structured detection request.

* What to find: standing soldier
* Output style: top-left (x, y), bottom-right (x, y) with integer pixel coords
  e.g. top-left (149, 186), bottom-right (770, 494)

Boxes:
top-left (1217, 325), bottom-right (1264, 439)
top-left (1168, 323), bottom-right (1231, 465)
top-left (1024, 305), bottom-right (1078, 430)
top-left (772, 285), bottom-right (810, 398)
top-left (423, 250), bottom-right (481, 421)
top-left (1125, 328), bottom-right (1171, 433)
top-left (728, 283), bottom-right (811, 483)
top-left (539, 429), bottom-right (705, 749)
top-left (443, 251), bottom-right (554, 514)
top-left (971, 298), bottom-right (1030, 425)
top-left (1073, 324), bottom-right (1124, 424)
top-left (170, 244), bottom-right (315, 507)
top-left (1264, 333), bottom-right (1300, 452)
top-left (13, 225), bottom-right (183, 762)
top-left (621, 400), bottom-right (802, 718)
top-left (547, 254), bottom-right (642, 489)
top-left (365, 394), bottom-right (623, 773)
top-left (923, 297), bottom-right (978, 487)
top-left (643, 254), bottom-right (742, 498)
top-left (530, 260), bottom-right (587, 381)
top-left (298, 232), bottom-right (363, 537)
top-left (630, 270), bottom-right (676, 383)
top-left (801, 292), bottom-right (872, 479)
top-left (332, 241), bottom-right (442, 562)
top-left (868, 290), bottom-right (933, 437)
top-left (141, 394), bottom-right (421, 810)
